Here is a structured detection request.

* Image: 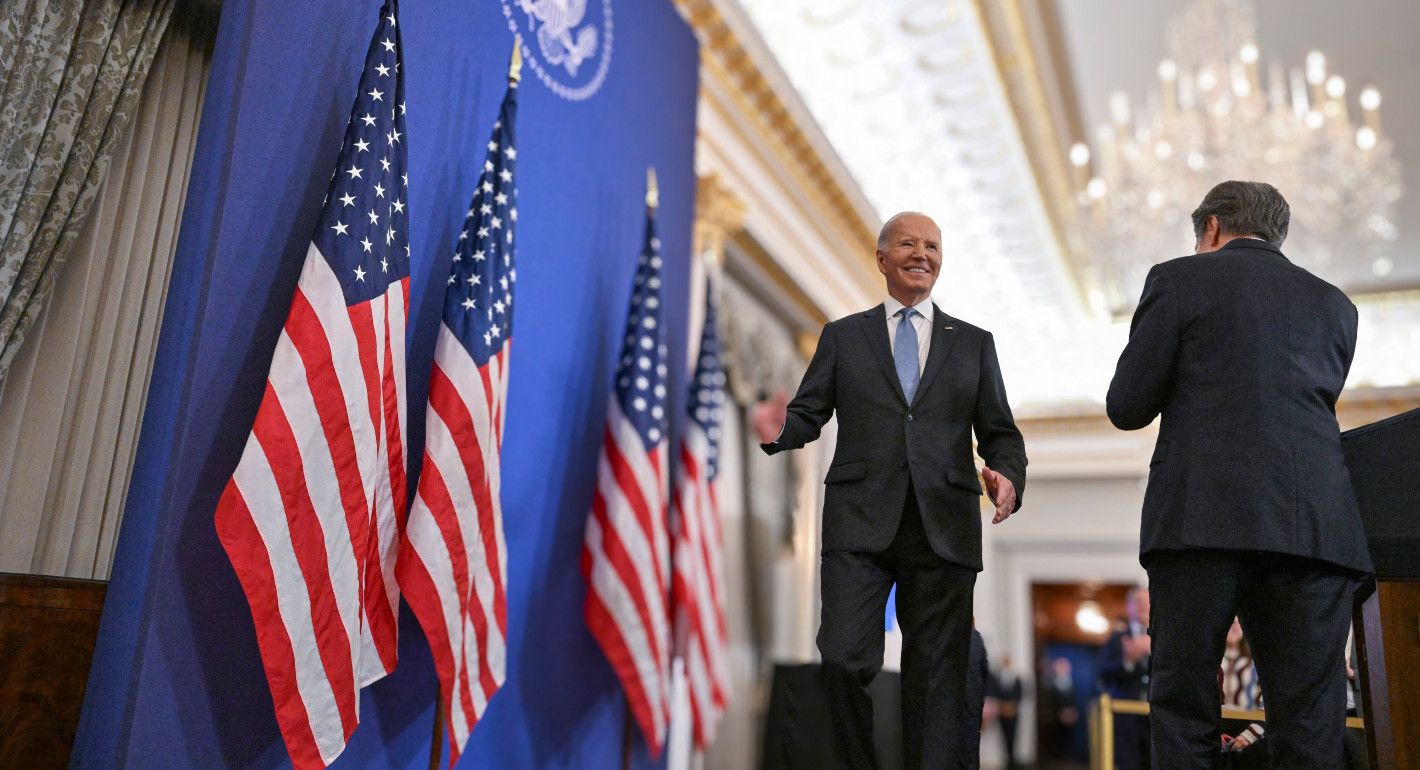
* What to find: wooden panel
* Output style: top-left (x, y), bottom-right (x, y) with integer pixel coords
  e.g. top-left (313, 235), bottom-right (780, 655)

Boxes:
top-left (1379, 581), bottom-right (1420, 770)
top-left (1358, 580), bottom-right (1420, 770)
top-left (0, 573), bottom-right (107, 769)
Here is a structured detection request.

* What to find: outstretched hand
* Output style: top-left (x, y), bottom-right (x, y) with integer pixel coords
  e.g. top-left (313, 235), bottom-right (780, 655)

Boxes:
top-left (982, 467), bottom-right (1017, 524)
top-left (751, 390), bottom-right (790, 445)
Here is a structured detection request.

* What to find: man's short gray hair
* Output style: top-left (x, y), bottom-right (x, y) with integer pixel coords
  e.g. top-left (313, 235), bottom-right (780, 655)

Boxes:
top-left (1190, 181), bottom-right (1290, 245)
top-left (877, 211), bottom-right (933, 248)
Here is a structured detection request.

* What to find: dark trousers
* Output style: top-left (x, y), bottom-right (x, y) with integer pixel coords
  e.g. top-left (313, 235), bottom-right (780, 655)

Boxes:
top-left (817, 489), bottom-right (977, 769)
top-left (999, 714), bottom-right (1018, 768)
top-left (1114, 714), bottom-right (1151, 769)
top-left (1145, 550), bottom-right (1360, 769)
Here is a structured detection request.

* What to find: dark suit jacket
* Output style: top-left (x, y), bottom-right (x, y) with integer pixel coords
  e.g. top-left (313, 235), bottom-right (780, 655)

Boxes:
top-left (765, 303), bottom-right (1026, 570)
top-left (1107, 239), bottom-right (1372, 574)
top-left (1098, 626), bottom-right (1151, 700)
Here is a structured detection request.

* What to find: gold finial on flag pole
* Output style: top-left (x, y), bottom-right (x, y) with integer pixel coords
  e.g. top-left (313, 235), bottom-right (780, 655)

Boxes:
top-left (646, 167), bottom-right (659, 210)
top-left (509, 35), bottom-right (524, 83)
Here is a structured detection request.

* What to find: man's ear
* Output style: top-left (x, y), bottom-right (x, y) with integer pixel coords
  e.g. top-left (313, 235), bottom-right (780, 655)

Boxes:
top-left (1205, 215), bottom-right (1221, 249)
top-left (875, 248), bottom-right (889, 276)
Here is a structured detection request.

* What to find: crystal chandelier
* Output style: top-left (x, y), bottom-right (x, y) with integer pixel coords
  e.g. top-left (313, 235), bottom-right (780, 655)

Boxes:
top-left (1070, 0), bottom-right (1402, 318)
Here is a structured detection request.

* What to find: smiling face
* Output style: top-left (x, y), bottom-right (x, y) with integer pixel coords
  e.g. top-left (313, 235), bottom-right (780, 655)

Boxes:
top-left (876, 212), bottom-right (942, 305)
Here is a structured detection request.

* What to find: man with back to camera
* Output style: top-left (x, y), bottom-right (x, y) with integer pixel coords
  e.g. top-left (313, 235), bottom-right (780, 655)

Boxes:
top-left (761, 211), bottom-right (1027, 769)
top-left (1107, 181), bottom-right (1371, 768)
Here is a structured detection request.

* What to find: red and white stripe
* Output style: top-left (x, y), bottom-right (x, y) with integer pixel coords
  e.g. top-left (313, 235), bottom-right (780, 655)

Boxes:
top-left (583, 398), bottom-right (673, 755)
top-left (671, 421), bottom-right (731, 749)
top-left (396, 325), bottom-right (510, 764)
top-left (215, 244), bottom-right (407, 769)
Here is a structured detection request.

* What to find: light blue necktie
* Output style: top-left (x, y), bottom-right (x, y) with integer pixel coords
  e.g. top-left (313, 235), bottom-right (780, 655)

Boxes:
top-left (894, 307), bottom-right (920, 403)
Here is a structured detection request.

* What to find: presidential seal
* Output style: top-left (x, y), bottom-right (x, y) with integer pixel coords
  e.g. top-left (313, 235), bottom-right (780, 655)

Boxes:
top-left (502, 0), bottom-right (614, 101)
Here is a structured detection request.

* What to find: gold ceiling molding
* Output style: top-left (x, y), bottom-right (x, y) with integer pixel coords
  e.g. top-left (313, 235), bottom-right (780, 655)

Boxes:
top-left (968, 0), bottom-right (1091, 309)
top-left (673, 0), bottom-right (880, 267)
top-left (729, 228), bottom-right (828, 329)
top-left (693, 173), bottom-right (748, 269)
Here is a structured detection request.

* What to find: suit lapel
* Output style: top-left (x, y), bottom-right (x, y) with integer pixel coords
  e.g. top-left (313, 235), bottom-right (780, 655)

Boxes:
top-left (912, 305), bottom-right (958, 406)
top-left (860, 305), bottom-right (908, 405)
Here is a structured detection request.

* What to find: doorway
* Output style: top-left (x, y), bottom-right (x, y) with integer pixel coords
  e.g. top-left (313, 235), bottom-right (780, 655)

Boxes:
top-left (1031, 581), bottom-right (1134, 769)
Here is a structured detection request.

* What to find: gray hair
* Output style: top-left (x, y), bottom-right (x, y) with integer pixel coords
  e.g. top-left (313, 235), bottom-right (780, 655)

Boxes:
top-left (877, 211), bottom-right (934, 248)
top-left (1190, 180), bottom-right (1290, 245)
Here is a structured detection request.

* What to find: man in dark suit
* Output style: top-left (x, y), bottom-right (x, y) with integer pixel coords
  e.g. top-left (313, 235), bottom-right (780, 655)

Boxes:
top-left (762, 211), bottom-right (1027, 769)
top-left (1107, 181), bottom-right (1370, 768)
top-left (1099, 587), bottom-right (1152, 769)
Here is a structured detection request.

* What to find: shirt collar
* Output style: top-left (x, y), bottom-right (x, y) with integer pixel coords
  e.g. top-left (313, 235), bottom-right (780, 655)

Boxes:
top-left (884, 296), bottom-right (934, 321)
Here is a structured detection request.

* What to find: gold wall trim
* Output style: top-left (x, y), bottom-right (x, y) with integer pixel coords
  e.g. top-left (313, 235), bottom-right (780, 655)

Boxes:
top-left (674, 0), bottom-right (880, 274)
top-left (727, 228), bottom-right (828, 330)
top-left (1019, 387), bottom-right (1420, 434)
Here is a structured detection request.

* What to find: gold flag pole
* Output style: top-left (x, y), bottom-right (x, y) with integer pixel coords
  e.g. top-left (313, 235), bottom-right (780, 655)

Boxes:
top-left (645, 167), bottom-right (659, 210)
top-left (509, 34), bottom-right (523, 84)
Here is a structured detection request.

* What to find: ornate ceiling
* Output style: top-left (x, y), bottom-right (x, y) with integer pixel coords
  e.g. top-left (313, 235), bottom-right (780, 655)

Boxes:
top-left (732, 0), bottom-right (1419, 409)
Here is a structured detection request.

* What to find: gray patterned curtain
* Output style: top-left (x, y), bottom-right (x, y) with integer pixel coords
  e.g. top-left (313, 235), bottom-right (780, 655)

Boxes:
top-left (0, 0), bottom-right (174, 387)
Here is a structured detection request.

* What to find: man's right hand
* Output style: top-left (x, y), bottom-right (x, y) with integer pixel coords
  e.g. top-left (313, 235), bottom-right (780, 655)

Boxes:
top-left (751, 390), bottom-right (789, 445)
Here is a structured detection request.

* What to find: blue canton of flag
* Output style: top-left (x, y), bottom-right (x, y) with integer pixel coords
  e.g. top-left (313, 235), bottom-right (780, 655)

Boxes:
top-left (688, 277), bottom-right (727, 479)
top-left (615, 212), bottom-right (670, 449)
top-left (312, 1), bottom-right (411, 303)
top-left (443, 81), bottom-right (519, 361)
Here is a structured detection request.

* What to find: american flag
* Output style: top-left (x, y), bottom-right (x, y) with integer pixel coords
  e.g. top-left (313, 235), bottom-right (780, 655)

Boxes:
top-left (583, 182), bottom-right (673, 755)
top-left (670, 276), bottom-right (731, 750)
top-left (395, 64), bottom-right (518, 766)
top-left (213, 3), bottom-right (408, 768)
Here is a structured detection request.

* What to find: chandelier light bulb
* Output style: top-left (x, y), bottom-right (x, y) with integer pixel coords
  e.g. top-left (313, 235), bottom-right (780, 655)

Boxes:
top-left (1356, 126), bottom-right (1378, 151)
top-left (1197, 68), bottom-right (1218, 92)
top-left (1110, 92), bottom-right (1131, 125)
top-left (1070, 0), bottom-right (1401, 321)
top-left (1069, 142), bottom-right (1091, 167)
top-left (1306, 50), bottom-right (1326, 86)
top-left (1372, 257), bottom-right (1394, 277)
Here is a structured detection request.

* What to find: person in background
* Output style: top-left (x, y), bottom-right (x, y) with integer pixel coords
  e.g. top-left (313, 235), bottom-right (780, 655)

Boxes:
top-left (1099, 587), bottom-right (1152, 769)
top-left (1221, 619), bottom-right (1261, 711)
top-left (1220, 619), bottom-right (1266, 761)
top-left (1041, 657), bottom-right (1078, 764)
top-left (987, 654), bottom-right (1025, 769)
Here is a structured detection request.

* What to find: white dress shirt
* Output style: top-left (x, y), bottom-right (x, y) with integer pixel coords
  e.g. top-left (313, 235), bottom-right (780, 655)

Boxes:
top-left (883, 296), bottom-right (934, 375)
top-left (768, 297), bottom-right (934, 445)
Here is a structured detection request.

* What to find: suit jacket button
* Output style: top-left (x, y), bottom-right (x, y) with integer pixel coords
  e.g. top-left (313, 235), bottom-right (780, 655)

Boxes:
top-left (906, 414), bottom-right (914, 422)
top-left (899, 460), bottom-right (907, 468)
